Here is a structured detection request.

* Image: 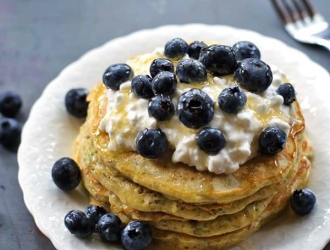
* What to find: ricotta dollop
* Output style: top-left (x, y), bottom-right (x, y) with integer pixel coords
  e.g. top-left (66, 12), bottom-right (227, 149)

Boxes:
top-left (99, 48), bottom-right (294, 174)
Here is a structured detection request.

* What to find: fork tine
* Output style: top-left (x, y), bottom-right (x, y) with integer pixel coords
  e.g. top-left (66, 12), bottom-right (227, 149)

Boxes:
top-left (301, 0), bottom-right (317, 17)
top-left (292, 0), bottom-right (309, 20)
top-left (283, 0), bottom-right (302, 23)
top-left (271, 0), bottom-right (293, 24)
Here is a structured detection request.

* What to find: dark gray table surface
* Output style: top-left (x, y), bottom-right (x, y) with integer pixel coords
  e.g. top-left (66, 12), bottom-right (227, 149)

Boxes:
top-left (0, 0), bottom-right (329, 249)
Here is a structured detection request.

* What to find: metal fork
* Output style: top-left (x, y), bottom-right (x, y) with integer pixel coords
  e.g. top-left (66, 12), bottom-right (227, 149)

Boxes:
top-left (271, 0), bottom-right (330, 50)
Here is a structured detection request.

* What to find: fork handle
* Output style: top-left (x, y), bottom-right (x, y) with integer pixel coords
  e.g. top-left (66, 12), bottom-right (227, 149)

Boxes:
top-left (317, 40), bottom-right (330, 51)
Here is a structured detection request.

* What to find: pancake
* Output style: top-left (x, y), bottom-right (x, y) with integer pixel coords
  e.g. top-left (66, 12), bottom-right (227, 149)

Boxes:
top-left (94, 153), bottom-right (307, 237)
top-left (74, 119), bottom-right (310, 240)
top-left (74, 120), bottom-right (309, 223)
top-left (89, 155), bottom-right (309, 250)
top-left (86, 83), bottom-right (305, 204)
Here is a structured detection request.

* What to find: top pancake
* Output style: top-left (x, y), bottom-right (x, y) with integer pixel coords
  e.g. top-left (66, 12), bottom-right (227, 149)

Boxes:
top-left (85, 80), bottom-right (305, 204)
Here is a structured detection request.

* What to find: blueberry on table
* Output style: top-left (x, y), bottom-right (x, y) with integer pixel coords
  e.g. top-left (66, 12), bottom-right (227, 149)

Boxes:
top-left (121, 221), bottom-right (152, 250)
top-left (64, 210), bottom-right (94, 238)
top-left (198, 45), bottom-right (237, 76)
top-left (176, 59), bottom-right (207, 83)
top-left (277, 83), bottom-right (296, 106)
top-left (51, 157), bottom-right (81, 190)
top-left (176, 88), bottom-right (214, 129)
top-left (188, 41), bottom-right (207, 60)
top-left (97, 213), bottom-right (122, 242)
top-left (218, 86), bottom-right (247, 114)
top-left (136, 128), bottom-right (168, 159)
top-left (258, 126), bottom-right (287, 155)
top-left (197, 127), bottom-right (226, 154)
top-left (0, 91), bottom-right (22, 118)
top-left (164, 38), bottom-right (188, 59)
top-left (85, 205), bottom-right (107, 225)
top-left (131, 75), bottom-right (154, 99)
top-left (234, 58), bottom-right (273, 93)
top-left (233, 41), bottom-right (261, 61)
top-left (151, 71), bottom-right (177, 96)
top-left (149, 58), bottom-right (174, 78)
top-left (290, 188), bottom-right (316, 216)
top-left (65, 88), bottom-right (89, 118)
top-left (148, 95), bottom-right (174, 121)
top-left (103, 63), bottom-right (134, 91)
top-left (0, 118), bottom-right (21, 148)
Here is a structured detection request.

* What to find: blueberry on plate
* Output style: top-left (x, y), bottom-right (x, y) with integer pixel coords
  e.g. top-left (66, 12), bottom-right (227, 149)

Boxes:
top-left (188, 41), bottom-right (207, 60)
top-left (151, 71), bottom-right (177, 95)
top-left (198, 45), bottom-right (237, 76)
top-left (136, 128), bottom-right (167, 159)
top-left (197, 127), bottom-right (226, 154)
top-left (0, 91), bottom-right (22, 118)
top-left (149, 58), bottom-right (174, 78)
top-left (218, 86), bottom-right (247, 113)
top-left (0, 118), bottom-right (21, 148)
top-left (121, 221), bottom-right (152, 250)
top-left (258, 126), bottom-right (287, 155)
top-left (97, 213), bottom-right (122, 242)
top-left (234, 58), bottom-right (273, 93)
top-left (51, 157), bottom-right (81, 190)
top-left (290, 188), bottom-right (316, 216)
top-left (103, 63), bottom-right (134, 91)
top-left (232, 41), bottom-right (261, 61)
top-left (164, 38), bottom-right (188, 59)
top-left (277, 83), bottom-right (296, 106)
top-left (131, 75), bottom-right (154, 99)
top-left (65, 88), bottom-right (89, 118)
top-left (64, 210), bottom-right (94, 238)
top-left (176, 88), bottom-right (214, 129)
top-left (85, 205), bottom-right (107, 225)
top-left (176, 59), bottom-right (207, 83)
top-left (148, 95), bottom-right (174, 121)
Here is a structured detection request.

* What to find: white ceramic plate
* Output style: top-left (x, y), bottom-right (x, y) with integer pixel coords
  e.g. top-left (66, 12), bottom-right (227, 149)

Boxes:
top-left (18, 24), bottom-right (330, 250)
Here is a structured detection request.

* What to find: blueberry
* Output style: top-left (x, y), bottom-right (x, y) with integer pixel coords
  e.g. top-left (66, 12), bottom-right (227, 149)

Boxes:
top-left (290, 188), bottom-right (316, 216)
top-left (149, 58), bottom-right (174, 78)
top-left (198, 45), bottom-right (237, 76)
top-left (85, 205), bottom-right (107, 225)
top-left (65, 88), bottom-right (89, 118)
top-left (151, 71), bottom-right (177, 96)
top-left (64, 210), bottom-right (94, 238)
top-left (121, 221), bottom-right (152, 250)
top-left (233, 41), bottom-right (261, 61)
top-left (97, 213), bottom-right (122, 242)
top-left (0, 118), bottom-right (21, 148)
top-left (188, 41), bottom-right (207, 60)
top-left (197, 127), bottom-right (226, 154)
top-left (164, 38), bottom-right (188, 59)
top-left (0, 91), bottom-right (22, 118)
top-left (176, 59), bottom-right (207, 83)
top-left (277, 83), bottom-right (296, 106)
top-left (218, 86), bottom-right (247, 113)
top-left (103, 63), bottom-right (134, 90)
top-left (136, 128), bottom-right (167, 159)
top-left (148, 95), bottom-right (174, 121)
top-left (51, 157), bottom-right (81, 190)
top-left (131, 75), bottom-right (154, 99)
top-left (176, 89), bottom-right (214, 129)
top-left (258, 126), bottom-right (287, 155)
top-left (234, 58), bottom-right (273, 93)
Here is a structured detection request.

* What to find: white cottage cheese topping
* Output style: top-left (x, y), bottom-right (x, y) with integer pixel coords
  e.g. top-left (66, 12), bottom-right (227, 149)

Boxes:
top-left (99, 48), bottom-right (294, 174)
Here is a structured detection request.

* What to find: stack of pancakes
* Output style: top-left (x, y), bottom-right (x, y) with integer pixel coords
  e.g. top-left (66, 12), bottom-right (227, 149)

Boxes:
top-left (73, 83), bottom-right (312, 249)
